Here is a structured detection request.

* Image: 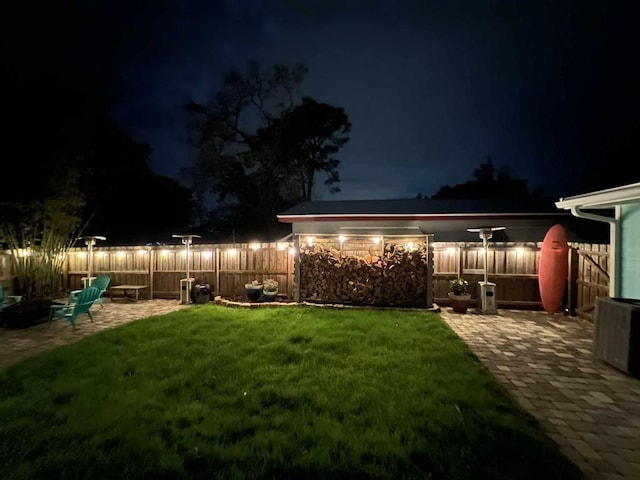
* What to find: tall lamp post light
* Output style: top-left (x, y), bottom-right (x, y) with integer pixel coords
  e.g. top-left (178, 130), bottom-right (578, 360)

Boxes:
top-left (80, 235), bottom-right (106, 288)
top-left (466, 227), bottom-right (505, 314)
top-left (172, 234), bottom-right (201, 304)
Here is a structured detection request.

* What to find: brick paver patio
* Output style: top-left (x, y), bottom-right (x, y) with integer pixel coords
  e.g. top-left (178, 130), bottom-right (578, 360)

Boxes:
top-left (440, 308), bottom-right (640, 480)
top-left (0, 299), bottom-right (187, 369)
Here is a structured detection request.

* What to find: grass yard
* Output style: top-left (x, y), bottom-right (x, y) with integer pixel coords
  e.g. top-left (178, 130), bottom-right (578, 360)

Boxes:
top-left (0, 305), bottom-right (582, 479)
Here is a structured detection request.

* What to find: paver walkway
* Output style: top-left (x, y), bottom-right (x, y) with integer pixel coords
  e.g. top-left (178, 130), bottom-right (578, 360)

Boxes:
top-left (440, 308), bottom-right (640, 480)
top-left (0, 299), bottom-right (187, 369)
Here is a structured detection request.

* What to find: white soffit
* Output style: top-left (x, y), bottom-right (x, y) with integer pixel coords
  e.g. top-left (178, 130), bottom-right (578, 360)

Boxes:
top-left (555, 182), bottom-right (640, 210)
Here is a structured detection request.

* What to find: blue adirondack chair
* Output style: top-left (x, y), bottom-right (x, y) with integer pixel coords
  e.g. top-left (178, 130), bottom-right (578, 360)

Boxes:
top-left (50, 286), bottom-right (101, 329)
top-left (69, 274), bottom-right (110, 307)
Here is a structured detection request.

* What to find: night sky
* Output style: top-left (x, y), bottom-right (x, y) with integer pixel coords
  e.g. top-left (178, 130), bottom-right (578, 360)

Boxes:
top-left (8, 0), bottom-right (639, 201)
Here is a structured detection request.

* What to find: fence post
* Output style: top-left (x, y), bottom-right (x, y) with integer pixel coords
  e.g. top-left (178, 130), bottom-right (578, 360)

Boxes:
top-left (293, 235), bottom-right (301, 303)
top-left (567, 246), bottom-right (579, 316)
top-left (426, 235), bottom-right (434, 307)
top-left (61, 253), bottom-right (67, 292)
top-left (148, 248), bottom-right (155, 300)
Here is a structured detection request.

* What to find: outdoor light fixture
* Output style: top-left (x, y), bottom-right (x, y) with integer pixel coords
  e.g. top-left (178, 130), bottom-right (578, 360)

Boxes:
top-left (79, 235), bottom-right (106, 287)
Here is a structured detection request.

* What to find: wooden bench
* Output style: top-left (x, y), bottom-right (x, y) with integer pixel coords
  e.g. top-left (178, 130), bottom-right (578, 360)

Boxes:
top-left (108, 285), bottom-right (148, 302)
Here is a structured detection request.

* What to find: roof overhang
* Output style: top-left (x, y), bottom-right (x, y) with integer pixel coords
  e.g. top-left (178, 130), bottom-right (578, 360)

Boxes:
top-left (555, 182), bottom-right (640, 210)
top-left (277, 213), bottom-right (566, 223)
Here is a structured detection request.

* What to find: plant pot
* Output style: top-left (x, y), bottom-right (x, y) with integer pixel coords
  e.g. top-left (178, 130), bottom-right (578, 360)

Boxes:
top-left (245, 285), bottom-right (263, 302)
top-left (448, 292), bottom-right (471, 314)
top-left (262, 290), bottom-right (278, 302)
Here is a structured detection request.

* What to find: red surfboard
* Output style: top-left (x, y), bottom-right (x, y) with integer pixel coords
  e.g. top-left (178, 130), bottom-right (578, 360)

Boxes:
top-left (538, 224), bottom-right (569, 314)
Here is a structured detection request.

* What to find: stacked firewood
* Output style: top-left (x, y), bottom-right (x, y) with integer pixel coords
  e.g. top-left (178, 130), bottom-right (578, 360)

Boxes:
top-left (299, 243), bottom-right (429, 306)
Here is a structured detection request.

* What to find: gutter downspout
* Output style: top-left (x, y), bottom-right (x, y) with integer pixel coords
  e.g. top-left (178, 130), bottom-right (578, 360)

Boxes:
top-left (570, 206), bottom-right (620, 297)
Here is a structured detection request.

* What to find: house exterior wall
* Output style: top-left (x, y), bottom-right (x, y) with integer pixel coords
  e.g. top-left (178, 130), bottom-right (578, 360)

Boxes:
top-left (620, 203), bottom-right (640, 298)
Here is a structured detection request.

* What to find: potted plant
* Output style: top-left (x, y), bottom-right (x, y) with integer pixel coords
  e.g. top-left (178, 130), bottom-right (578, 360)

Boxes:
top-left (245, 280), bottom-right (263, 302)
top-left (448, 278), bottom-right (471, 314)
top-left (261, 278), bottom-right (278, 302)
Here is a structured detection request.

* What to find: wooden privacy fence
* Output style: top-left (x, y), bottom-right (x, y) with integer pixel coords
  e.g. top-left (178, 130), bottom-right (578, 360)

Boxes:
top-left (432, 241), bottom-right (609, 320)
top-left (0, 243), bottom-right (296, 300)
top-left (0, 240), bottom-right (609, 320)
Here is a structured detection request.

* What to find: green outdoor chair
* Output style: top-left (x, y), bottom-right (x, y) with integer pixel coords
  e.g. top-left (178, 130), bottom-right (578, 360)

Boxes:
top-left (50, 286), bottom-right (101, 329)
top-left (69, 274), bottom-right (110, 307)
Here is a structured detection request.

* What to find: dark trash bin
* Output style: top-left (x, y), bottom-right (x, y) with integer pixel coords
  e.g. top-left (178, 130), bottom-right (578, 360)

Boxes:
top-left (594, 296), bottom-right (640, 377)
top-left (192, 284), bottom-right (212, 304)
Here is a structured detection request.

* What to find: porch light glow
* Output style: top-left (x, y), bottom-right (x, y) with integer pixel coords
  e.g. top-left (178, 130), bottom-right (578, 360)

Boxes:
top-left (289, 247), bottom-right (297, 255)
top-left (515, 247), bottom-right (525, 255)
top-left (250, 242), bottom-right (260, 251)
top-left (228, 248), bottom-right (237, 255)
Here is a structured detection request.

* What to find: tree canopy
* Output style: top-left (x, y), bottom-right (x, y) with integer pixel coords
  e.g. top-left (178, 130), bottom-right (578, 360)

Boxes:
top-left (426, 157), bottom-right (542, 199)
top-left (186, 62), bottom-right (351, 240)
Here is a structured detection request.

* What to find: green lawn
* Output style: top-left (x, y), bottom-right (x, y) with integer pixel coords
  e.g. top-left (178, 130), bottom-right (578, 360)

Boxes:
top-left (0, 305), bottom-right (582, 480)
